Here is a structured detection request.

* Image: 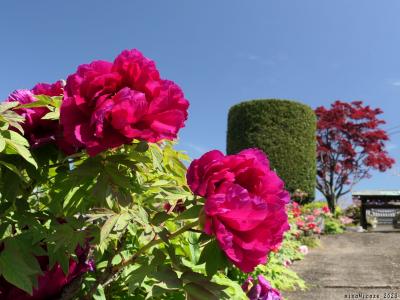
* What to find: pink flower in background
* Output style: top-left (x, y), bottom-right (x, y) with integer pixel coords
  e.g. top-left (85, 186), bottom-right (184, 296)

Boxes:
top-left (313, 208), bottom-right (321, 216)
top-left (322, 205), bottom-right (330, 214)
top-left (187, 148), bottom-right (290, 273)
top-left (298, 245), bottom-right (309, 255)
top-left (296, 219), bottom-right (305, 228)
top-left (306, 215), bottom-right (315, 223)
top-left (242, 275), bottom-right (283, 300)
top-left (60, 49), bottom-right (189, 156)
top-left (8, 81), bottom-right (64, 148)
top-left (307, 222), bottom-right (316, 230)
top-left (289, 202), bottom-right (301, 218)
top-left (339, 216), bottom-right (353, 225)
top-left (314, 227), bottom-right (322, 234)
top-left (271, 243), bottom-right (282, 253)
top-left (283, 260), bottom-right (292, 267)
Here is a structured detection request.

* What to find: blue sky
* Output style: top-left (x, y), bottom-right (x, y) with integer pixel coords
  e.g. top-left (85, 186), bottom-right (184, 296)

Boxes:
top-left (1, 1), bottom-right (400, 204)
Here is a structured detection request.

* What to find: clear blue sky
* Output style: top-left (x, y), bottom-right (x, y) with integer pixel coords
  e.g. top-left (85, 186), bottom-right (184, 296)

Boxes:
top-left (1, 1), bottom-right (400, 204)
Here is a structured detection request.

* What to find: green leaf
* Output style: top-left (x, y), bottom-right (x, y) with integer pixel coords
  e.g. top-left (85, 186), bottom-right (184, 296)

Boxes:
top-left (0, 136), bottom-right (5, 152)
top-left (3, 130), bottom-right (28, 146)
top-left (135, 141), bottom-right (149, 152)
top-left (16, 95), bottom-right (52, 109)
top-left (0, 160), bottom-right (27, 182)
top-left (6, 141), bottom-right (37, 168)
top-left (152, 265), bottom-right (182, 289)
top-left (48, 243), bottom-right (70, 275)
top-left (176, 205), bottom-right (202, 220)
top-left (127, 263), bottom-right (154, 292)
top-left (184, 283), bottom-right (219, 300)
top-left (3, 131), bottom-right (37, 168)
top-left (105, 164), bottom-right (132, 189)
top-left (41, 110), bottom-right (59, 120)
top-left (151, 211), bottom-right (172, 226)
top-left (100, 214), bottom-right (120, 244)
top-left (198, 240), bottom-right (227, 277)
top-left (93, 285), bottom-right (107, 300)
top-left (213, 274), bottom-right (248, 300)
top-left (0, 101), bottom-right (19, 113)
top-left (74, 158), bottom-right (102, 177)
top-left (0, 239), bottom-right (42, 295)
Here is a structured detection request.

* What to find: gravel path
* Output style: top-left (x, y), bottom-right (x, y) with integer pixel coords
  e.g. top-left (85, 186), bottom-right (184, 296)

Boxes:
top-left (282, 232), bottom-right (400, 300)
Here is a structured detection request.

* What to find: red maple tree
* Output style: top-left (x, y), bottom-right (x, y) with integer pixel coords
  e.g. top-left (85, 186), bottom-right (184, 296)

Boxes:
top-left (316, 101), bottom-right (395, 213)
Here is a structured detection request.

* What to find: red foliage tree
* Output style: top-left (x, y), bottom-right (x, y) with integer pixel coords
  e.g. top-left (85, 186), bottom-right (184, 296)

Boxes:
top-left (316, 101), bottom-right (395, 213)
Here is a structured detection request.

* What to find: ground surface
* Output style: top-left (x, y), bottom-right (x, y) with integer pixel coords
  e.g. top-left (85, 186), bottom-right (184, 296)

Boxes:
top-left (283, 230), bottom-right (400, 300)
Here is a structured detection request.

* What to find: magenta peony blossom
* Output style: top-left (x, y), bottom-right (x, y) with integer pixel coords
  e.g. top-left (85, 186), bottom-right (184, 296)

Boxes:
top-left (8, 81), bottom-right (64, 148)
top-left (242, 275), bottom-right (283, 300)
top-left (60, 49), bottom-right (189, 156)
top-left (31, 81), bottom-right (64, 97)
top-left (187, 148), bottom-right (290, 273)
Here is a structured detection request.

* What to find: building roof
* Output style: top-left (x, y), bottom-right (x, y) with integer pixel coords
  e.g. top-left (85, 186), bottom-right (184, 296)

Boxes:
top-left (352, 190), bottom-right (400, 197)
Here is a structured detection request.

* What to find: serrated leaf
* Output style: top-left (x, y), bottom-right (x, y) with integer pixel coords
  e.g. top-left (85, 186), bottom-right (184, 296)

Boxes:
top-left (48, 243), bottom-right (70, 275)
top-left (176, 205), bottom-right (202, 220)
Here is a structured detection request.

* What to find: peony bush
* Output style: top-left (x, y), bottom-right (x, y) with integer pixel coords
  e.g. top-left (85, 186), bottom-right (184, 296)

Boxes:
top-left (0, 49), bottom-right (291, 300)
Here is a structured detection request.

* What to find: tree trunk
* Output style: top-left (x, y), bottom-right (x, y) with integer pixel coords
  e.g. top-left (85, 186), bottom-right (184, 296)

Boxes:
top-left (326, 194), bottom-right (336, 214)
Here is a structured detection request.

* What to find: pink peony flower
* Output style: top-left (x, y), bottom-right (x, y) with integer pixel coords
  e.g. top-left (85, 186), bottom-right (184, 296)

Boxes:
top-left (242, 275), bottom-right (283, 300)
top-left (296, 219), bottom-right (305, 228)
top-left (8, 81), bottom-right (64, 148)
top-left (60, 49), bottom-right (189, 156)
top-left (187, 148), bottom-right (290, 273)
top-left (307, 222), bottom-right (316, 230)
top-left (294, 231), bottom-right (301, 239)
top-left (322, 205), bottom-right (330, 214)
top-left (313, 208), bottom-right (321, 216)
top-left (283, 260), bottom-right (292, 267)
top-left (298, 245), bottom-right (309, 255)
top-left (31, 81), bottom-right (64, 97)
top-left (339, 216), bottom-right (353, 225)
top-left (271, 243), bottom-right (282, 253)
top-left (314, 227), bottom-right (322, 234)
top-left (306, 215), bottom-right (315, 223)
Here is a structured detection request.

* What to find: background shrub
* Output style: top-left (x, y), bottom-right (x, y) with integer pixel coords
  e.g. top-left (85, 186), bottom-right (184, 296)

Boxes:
top-left (324, 219), bottom-right (345, 234)
top-left (227, 99), bottom-right (317, 202)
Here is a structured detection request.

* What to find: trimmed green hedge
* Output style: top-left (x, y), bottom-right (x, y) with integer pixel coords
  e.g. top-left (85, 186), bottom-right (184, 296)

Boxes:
top-left (227, 99), bottom-right (316, 202)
